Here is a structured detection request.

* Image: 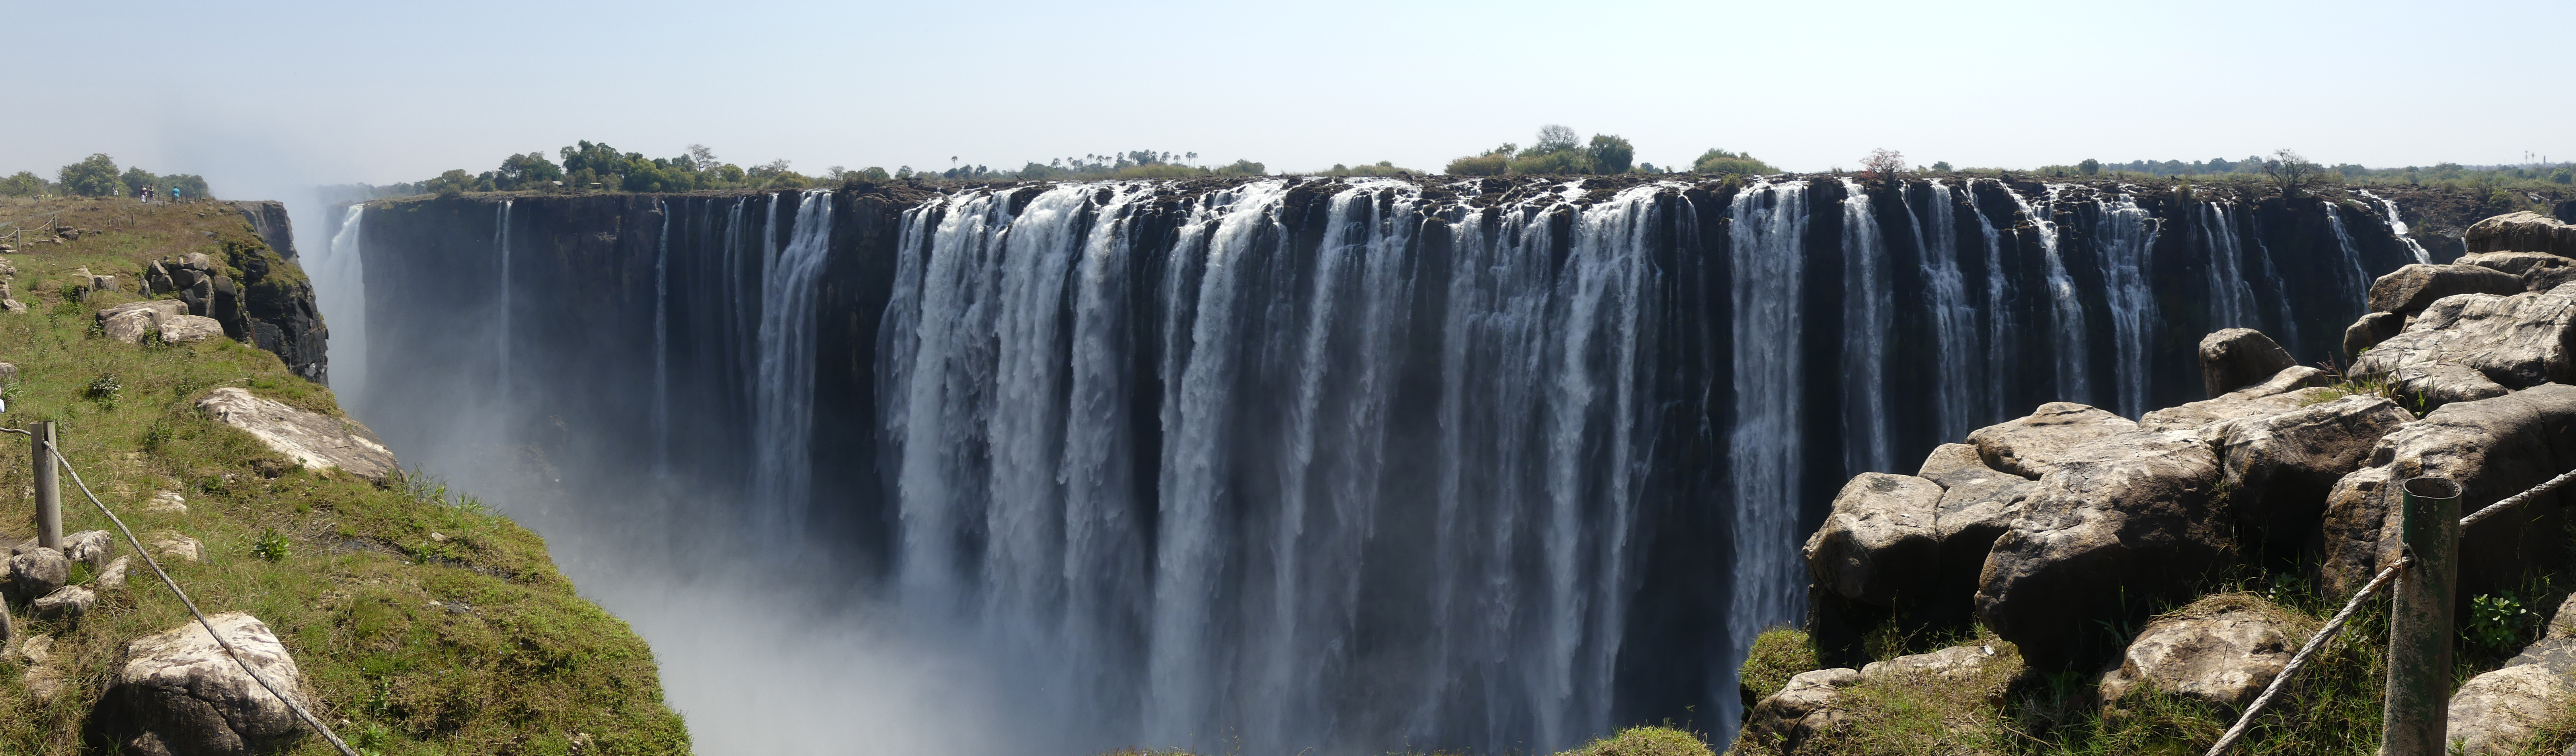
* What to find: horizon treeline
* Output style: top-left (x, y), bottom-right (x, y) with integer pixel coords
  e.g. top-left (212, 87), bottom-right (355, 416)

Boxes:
top-left (0, 153), bottom-right (212, 199)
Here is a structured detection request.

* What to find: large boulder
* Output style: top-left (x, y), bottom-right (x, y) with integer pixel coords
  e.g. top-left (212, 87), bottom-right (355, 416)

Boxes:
top-left (2351, 287), bottom-right (2576, 389)
top-left (2366, 264), bottom-right (2527, 315)
top-left (2457, 250), bottom-right (2576, 283)
top-left (62, 529), bottom-right (117, 570)
top-left (2320, 384), bottom-right (2576, 598)
top-left (2139, 367), bottom-right (2331, 434)
top-left (98, 300), bottom-right (190, 344)
top-left (2467, 211), bottom-right (2576, 257)
top-left (31, 585), bottom-right (96, 622)
top-left (160, 315), bottom-right (226, 344)
top-left (2383, 361), bottom-right (2509, 411)
top-left (2344, 311), bottom-right (2406, 357)
top-left (2097, 594), bottom-right (2311, 708)
top-left (1743, 667), bottom-right (1861, 752)
top-left (1858, 643), bottom-right (2004, 682)
top-left (2444, 664), bottom-right (2572, 755)
top-left (103, 613), bottom-right (311, 756)
top-left (7, 547), bottom-right (70, 602)
top-left (195, 388), bottom-right (396, 482)
top-left (2212, 395), bottom-right (2415, 558)
top-left (1966, 402), bottom-right (2139, 479)
top-left (1804, 473), bottom-right (1941, 609)
top-left (2198, 329), bottom-right (2298, 398)
top-left (1975, 430), bottom-right (2231, 669)
top-left (1916, 444), bottom-right (2034, 622)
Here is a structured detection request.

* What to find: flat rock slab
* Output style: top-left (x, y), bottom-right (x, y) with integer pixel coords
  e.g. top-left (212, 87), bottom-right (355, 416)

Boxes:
top-left (2367, 264), bottom-right (2525, 315)
top-left (2447, 664), bottom-right (2573, 755)
top-left (2098, 595), bottom-right (2310, 707)
top-left (2352, 286), bottom-right (2576, 389)
top-left (2468, 211), bottom-right (2576, 257)
top-left (1967, 402), bottom-right (2138, 479)
top-left (195, 388), bottom-right (396, 482)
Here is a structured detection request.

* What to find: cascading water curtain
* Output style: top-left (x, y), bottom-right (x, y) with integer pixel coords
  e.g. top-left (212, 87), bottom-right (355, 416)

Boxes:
top-left (749, 189), bottom-right (836, 543)
top-left (1719, 177), bottom-right (1809, 736)
top-left (879, 179), bottom-right (1669, 755)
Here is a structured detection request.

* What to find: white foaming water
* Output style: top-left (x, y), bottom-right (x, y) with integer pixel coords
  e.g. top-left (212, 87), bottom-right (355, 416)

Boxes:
top-left (317, 203), bottom-right (370, 404)
top-left (748, 189), bottom-right (836, 543)
top-left (2360, 190), bottom-right (2434, 264)
top-left (1839, 179), bottom-right (1894, 473)
top-left (1719, 177), bottom-right (1809, 739)
top-left (653, 201), bottom-right (672, 477)
top-left (2199, 201), bottom-right (2261, 330)
top-left (1968, 180), bottom-right (2014, 414)
top-left (495, 199), bottom-right (513, 403)
top-left (2087, 189), bottom-right (2159, 418)
top-left (1908, 180), bottom-right (1983, 438)
top-left (2323, 201), bottom-right (2372, 326)
top-left (2006, 185), bottom-right (2090, 403)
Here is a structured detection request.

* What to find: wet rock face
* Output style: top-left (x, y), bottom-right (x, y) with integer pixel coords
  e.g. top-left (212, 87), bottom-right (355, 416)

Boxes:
top-left (2319, 384), bottom-right (2576, 599)
top-left (2098, 597), bottom-right (2307, 708)
top-left (1974, 429), bottom-right (2231, 669)
top-left (2198, 328), bottom-right (2298, 398)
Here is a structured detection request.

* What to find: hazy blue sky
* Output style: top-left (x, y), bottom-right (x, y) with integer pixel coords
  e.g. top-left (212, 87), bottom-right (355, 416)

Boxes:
top-left (14, 0), bottom-right (2571, 200)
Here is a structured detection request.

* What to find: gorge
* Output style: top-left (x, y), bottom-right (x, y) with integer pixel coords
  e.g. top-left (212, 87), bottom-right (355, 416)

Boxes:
top-left (330, 175), bottom-right (2462, 754)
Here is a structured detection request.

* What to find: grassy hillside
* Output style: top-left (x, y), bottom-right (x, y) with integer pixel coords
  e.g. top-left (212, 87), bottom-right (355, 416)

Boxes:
top-left (0, 196), bottom-right (688, 755)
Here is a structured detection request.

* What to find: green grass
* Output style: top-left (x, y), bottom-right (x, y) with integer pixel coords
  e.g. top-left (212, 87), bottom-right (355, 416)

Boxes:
top-left (0, 197), bottom-right (686, 755)
top-left (1737, 627), bottom-right (1819, 705)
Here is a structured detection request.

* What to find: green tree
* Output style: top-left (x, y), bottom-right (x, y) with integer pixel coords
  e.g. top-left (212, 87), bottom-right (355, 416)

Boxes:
top-left (1692, 148), bottom-right (1773, 175)
top-left (1930, 161), bottom-right (1954, 172)
top-left (1448, 144), bottom-right (1515, 176)
top-left (2552, 168), bottom-right (2573, 185)
top-left (2262, 148), bottom-right (2330, 198)
top-left (1586, 135), bottom-right (1635, 174)
top-left (2077, 158), bottom-right (2101, 176)
top-left (496, 152), bottom-right (564, 189)
top-left (1533, 125), bottom-right (1580, 154)
top-left (58, 153), bottom-right (122, 197)
top-left (1214, 159), bottom-right (1267, 176)
top-left (0, 171), bottom-right (46, 196)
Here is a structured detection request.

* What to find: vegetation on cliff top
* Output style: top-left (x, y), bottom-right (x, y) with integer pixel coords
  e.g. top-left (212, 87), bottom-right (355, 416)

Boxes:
top-left (2, 154), bottom-right (211, 200)
top-left (0, 195), bottom-right (687, 755)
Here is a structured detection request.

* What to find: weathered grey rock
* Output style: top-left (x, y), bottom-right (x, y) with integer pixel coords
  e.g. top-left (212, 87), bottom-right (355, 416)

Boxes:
top-left (1746, 667), bottom-right (1862, 752)
top-left (2214, 395), bottom-right (2415, 551)
top-left (196, 388), bottom-right (396, 482)
top-left (62, 529), bottom-right (116, 570)
top-left (159, 314), bottom-right (226, 343)
top-left (2467, 211), bottom-right (2576, 256)
top-left (2321, 384), bottom-right (2576, 598)
top-left (18, 633), bottom-right (50, 664)
top-left (1967, 402), bottom-right (2139, 479)
top-left (2, 299), bottom-right (26, 315)
top-left (0, 360), bottom-right (16, 381)
top-left (146, 491), bottom-right (188, 513)
top-left (1976, 430), bottom-right (2230, 668)
top-left (31, 585), bottom-right (96, 621)
top-left (24, 661), bottom-right (67, 700)
top-left (2198, 329), bottom-right (2299, 398)
top-left (147, 531), bottom-right (203, 563)
top-left (1804, 473), bottom-right (1940, 608)
top-left (2139, 368), bottom-right (2332, 434)
top-left (98, 299), bottom-right (190, 344)
top-left (1917, 444), bottom-right (2036, 620)
top-left (2098, 596), bottom-right (2309, 707)
top-left (177, 252), bottom-right (213, 272)
top-left (105, 612), bottom-right (311, 756)
top-left (90, 273), bottom-right (119, 292)
top-left (2345, 311), bottom-right (2406, 357)
top-left (2384, 361), bottom-right (2510, 410)
top-left (98, 555), bottom-right (131, 590)
top-left (2445, 664), bottom-right (2573, 755)
top-left (8, 547), bottom-right (70, 602)
top-left (2458, 250), bottom-right (2576, 280)
top-left (2352, 287), bottom-right (2576, 389)
top-left (2507, 638), bottom-right (2576, 673)
top-left (1860, 643), bottom-right (2001, 681)
top-left (2368, 264), bottom-right (2527, 315)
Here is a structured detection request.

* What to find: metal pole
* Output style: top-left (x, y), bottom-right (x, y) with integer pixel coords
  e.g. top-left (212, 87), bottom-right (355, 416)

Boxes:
top-left (2383, 476), bottom-right (2459, 756)
top-left (33, 420), bottom-right (61, 549)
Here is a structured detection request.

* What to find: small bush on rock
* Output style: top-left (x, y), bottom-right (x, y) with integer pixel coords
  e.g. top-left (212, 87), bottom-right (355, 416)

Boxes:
top-left (1561, 726), bottom-right (1710, 756)
top-left (1739, 627), bottom-right (1819, 704)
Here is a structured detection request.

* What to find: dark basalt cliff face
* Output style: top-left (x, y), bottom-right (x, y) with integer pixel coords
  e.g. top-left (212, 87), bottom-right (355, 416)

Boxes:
top-left (353, 175), bottom-right (2469, 752)
top-left (229, 200), bottom-right (298, 260)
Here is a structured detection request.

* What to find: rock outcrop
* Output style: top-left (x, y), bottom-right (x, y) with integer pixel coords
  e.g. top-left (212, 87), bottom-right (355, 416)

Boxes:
top-left (2097, 595), bottom-right (2310, 707)
top-left (1975, 429), bottom-right (2231, 668)
top-left (2365, 264), bottom-right (2527, 315)
top-left (228, 201), bottom-right (298, 260)
top-left (1805, 473), bottom-right (1941, 610)
top-left (1744, 667), bottom-right (1861, 752)
top-left (2198, 329), bottom-right (2299, 398)
top-left (7, 547), bottom-right (70, 602)
top-left (195, 388), bottom-right (396, 482)
top-left (2343, 311), bottom-right (2407, 357)
top-left (2444, 664), bottom-right (2571, 755)
top-left (1966, 403), bottom-right (2139, 479)
top-left (2466, 211), bottom-right (2576, 257)
top-left (102, 613), bottom-right (311, 756)
top-left (2320, 384), bottom-right (2576, 598)
top-left (2211, 395), bottom-right (2415, 558)
top-left (2351, 285), bottom-right (2576, 389)
top-left (31, 585), bottom-right (96, 621)
top-left (2382, 361), bottom-right (2509, 410)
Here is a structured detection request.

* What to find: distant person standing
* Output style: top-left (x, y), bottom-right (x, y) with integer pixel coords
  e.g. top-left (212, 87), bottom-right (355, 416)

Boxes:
top-left (142, 185), bottom-right (155, 203)
top-left (169, 186), bottom-right (181, 202)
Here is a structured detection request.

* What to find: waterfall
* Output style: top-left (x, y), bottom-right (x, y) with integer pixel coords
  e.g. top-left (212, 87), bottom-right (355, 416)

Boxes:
top-left (2360, 190), bottom-right (2434, 264)
top-left (1970, 180), bottom-right (2013, 415)
top-left (2323, 201), bottom-right (2372, 325)
top-left (318, 203), bottom-right (369, 404)
top-left (1908, 180), bottom-right (1981, 439)
top-left (2199, 201), bottom-right (2260, 330)
top-left (495, 199), bottom-right (514, 403)
top-left (749, 189), bottom-right (836, 542)
top-left (2087, 189), bottom-right (2159, 418)
top-left (2008, 186), bottom-right (2088, 403)
top-left (1839, 179), bottom-right (1894, 473)
top-left (1721, 177), bottom-right (1810, 735)
top-left (653, 201), bottom-right (671, 477)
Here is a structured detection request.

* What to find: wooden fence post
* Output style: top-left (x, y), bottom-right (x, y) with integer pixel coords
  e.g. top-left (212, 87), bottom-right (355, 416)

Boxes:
top-left (2382, 475), bottom-right (2460, 756)
top-left (33, 420), bottom-right (60, 550)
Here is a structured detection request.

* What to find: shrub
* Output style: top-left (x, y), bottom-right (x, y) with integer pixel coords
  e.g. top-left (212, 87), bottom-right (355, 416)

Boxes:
top-left (1213, 159), bottom-right (1268, 176)
top-left (1587, 135), bottom-right (1635, 174)
top-left (58, 153), bottom-right (123, 197)
top-left (1447, 147), bottom-right (1513, 176)
top-left (1693, 148), bottom-right (1773, 175)
top-left (1559, 726), bottom-right (1710, 756)
top-left (1738, 626), bottom-right (1819, 703)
